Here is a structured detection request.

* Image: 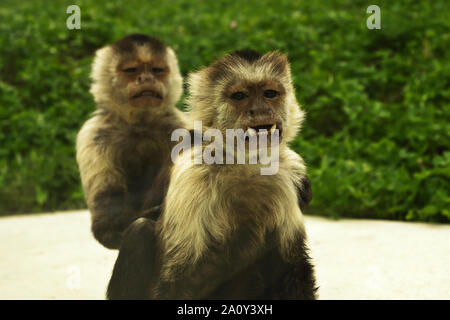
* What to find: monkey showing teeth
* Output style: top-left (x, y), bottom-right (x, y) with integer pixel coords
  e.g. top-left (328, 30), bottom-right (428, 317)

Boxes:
top-left (107, 49), bottom-right (316, 299)
top-left (76, 34), bottom-right (187, 249)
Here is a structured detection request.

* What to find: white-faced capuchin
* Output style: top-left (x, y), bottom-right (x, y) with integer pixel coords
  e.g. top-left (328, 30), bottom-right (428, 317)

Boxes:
top-left (76, 34), bottom-right (188, 249)
top-left (107, 49), bottom-right (316, 299)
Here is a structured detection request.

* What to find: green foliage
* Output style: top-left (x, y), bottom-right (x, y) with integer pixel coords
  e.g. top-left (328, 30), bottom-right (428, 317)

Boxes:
top-left (0, 0), bottom-right (448, 221)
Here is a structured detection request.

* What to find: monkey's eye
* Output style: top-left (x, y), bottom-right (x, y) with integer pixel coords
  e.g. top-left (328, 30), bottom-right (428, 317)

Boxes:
top-left (152, 67), bottom-right (165, 74)
top-left (264, 90), bottom-right (279, 98)
top-left (123, 67), bottom-right (137, 73)
top-left (230, 92), bottom-right (248, 101)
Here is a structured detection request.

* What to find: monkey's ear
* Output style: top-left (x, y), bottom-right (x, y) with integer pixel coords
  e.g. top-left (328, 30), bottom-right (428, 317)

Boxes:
top-left (273, 51), bottom-right (289, 64)
top-left (261, 51), bottom-right (289, 76)
top-left (90, 46), bottom-right (113, 80)
top-left (187, 68), bottom-right (217, 125)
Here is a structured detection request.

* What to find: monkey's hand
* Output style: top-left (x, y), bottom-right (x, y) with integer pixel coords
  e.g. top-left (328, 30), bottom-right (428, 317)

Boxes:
top-left (297, 176), bottom-right (312, 212)
top-left (90, 190), bottom-right (138, 250)
top-left (91, 212), bottom-right (135, 250)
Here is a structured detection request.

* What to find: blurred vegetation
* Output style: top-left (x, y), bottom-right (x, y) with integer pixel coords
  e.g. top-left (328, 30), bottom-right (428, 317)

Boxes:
top-left (0, 0), bottom-right (448, 222)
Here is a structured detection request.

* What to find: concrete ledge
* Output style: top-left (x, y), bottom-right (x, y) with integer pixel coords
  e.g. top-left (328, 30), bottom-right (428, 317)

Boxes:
top-left (0, 211), bottom-right (448, 299)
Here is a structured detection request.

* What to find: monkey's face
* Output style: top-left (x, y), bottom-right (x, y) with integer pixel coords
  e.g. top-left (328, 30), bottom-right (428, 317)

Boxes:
top-left (223, 78), bottom-right (286, 145)
top-left (91, 35), bottom-right (183, 120)
top-left (188, 50), bottom-right (304, 144)
top-left (116, 54), bottom-right (170, 109)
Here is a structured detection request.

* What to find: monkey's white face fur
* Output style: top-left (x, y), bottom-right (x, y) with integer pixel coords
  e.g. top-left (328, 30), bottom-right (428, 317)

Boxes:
top-left (90, 43), bottom-right (182, 124)
top-left (187, 51), bottom-right (304, 145)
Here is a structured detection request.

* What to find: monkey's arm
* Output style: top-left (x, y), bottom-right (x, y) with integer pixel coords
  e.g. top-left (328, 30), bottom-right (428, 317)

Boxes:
top-left (107, 218), bottom-right (159, 299)
top-left (263, 233), bottom-right (317, 300)
top-left (76, 119), bottom-right (136, 249)
top-left (297, 176), bottom-right (313, 212)
top-left (140, 161), bottom-right (171, 218)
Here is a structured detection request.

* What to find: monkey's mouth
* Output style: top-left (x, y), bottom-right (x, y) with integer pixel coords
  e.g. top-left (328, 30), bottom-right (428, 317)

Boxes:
top-left (132, 90), bottom-right (163, 100)
top-left (246, 123), bottom-right (283, 140)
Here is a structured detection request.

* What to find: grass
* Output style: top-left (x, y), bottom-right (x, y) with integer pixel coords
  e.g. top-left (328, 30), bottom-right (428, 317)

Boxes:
top-left (0, 0), bottom-right (449, 221)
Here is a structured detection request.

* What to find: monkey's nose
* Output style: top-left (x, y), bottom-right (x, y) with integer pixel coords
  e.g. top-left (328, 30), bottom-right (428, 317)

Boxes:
top-left (248, 108), bottom-right (273, 117)
top-left (137, 73), bottom-right (155, 84)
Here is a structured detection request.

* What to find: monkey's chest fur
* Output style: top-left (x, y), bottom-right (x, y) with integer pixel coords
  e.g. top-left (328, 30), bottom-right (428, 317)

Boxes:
top-left (96, 125), bottom-right (172, 209)
top-left (159, 162), bottom-right (304, 299)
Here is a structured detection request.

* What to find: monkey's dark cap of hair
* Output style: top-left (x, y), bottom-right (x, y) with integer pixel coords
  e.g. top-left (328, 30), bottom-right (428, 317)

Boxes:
top-left (230, 49), bottom-right (263, 63)
top-left (207, 49), bottom-right (263, 83)
top-left (112, 34), bottom-right (167, 54)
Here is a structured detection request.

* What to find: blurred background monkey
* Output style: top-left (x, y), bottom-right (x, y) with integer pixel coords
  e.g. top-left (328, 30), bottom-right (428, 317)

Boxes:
top-left (76, 34), bottom-right (187, 249)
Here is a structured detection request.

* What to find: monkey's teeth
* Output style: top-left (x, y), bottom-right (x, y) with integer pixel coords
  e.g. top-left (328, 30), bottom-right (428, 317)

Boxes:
top-left (247, 128), bottom-right (257, 137)
top-left (257, 130), bottom-right (268, 136)
top-left (270, 124), bottom-right (277, 134)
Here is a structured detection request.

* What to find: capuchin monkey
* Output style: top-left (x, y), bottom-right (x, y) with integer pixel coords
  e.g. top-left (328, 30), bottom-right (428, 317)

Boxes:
top-left (76, 34), bottom-right (187, 249)
top-left (107, 50), bottom-right (316, 299)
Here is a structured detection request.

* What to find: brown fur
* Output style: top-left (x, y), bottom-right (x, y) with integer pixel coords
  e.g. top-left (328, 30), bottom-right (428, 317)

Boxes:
top-left (76, 34), bottom-right (187, 249)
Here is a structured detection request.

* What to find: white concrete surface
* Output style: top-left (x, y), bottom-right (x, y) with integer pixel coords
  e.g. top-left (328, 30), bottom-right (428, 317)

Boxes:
top-left (0, 210), bottom-right (448, 299)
